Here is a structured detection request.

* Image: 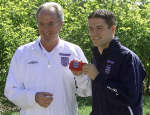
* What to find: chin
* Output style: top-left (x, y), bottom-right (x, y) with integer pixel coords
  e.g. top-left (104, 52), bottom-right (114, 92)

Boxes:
top-left (92, 42), bottom-right (99, 47)
top-left (41, 37), bottom-right (50, 42)
top-left (93, 44), bottom-right (99, 47)
top-left (45, 38), bottom-right (53, 42)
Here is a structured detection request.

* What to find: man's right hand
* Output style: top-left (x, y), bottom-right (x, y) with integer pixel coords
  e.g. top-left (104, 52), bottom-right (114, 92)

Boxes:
top-left (35, 92), bottom-right (53, 108)
top-left (82, 64), bottom-right (99, 80)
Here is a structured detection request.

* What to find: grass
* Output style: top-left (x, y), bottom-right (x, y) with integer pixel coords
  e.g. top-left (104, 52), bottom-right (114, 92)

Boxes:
top-left (143, 96), bottom-right (150, 115)
top-left (0, 96), bottom-right (150, 115)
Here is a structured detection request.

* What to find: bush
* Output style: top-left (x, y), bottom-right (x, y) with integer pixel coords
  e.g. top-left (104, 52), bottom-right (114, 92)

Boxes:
top-left (0, 0), bottom-right (150, 99)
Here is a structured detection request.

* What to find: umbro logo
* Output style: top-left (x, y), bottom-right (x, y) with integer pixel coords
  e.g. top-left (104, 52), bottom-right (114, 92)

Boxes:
top-left (27, 61), bottom-right (39, 64)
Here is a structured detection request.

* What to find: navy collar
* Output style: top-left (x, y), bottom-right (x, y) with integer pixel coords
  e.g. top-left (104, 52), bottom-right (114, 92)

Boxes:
top-left (92, 37), bottom-right (121, 56)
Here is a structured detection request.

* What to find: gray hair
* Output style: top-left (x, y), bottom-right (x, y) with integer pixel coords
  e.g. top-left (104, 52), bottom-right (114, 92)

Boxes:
top-left (36, 2), bottom-right (64, 22)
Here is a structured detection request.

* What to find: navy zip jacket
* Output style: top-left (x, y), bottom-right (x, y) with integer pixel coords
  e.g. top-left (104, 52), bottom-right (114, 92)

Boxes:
top-left (90, 38), bottom-right (146, 115)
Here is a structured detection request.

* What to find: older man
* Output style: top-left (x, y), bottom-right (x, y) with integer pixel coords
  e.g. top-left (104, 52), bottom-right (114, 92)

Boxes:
top-left (4, 2), bottom-right (91, 115)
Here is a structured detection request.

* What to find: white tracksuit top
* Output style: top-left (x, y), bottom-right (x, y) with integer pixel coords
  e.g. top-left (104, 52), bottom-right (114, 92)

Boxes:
top-left (4, 38), bottom-right (92, 115)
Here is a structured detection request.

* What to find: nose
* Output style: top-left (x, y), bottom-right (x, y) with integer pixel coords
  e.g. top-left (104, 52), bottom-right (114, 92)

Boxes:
top-left (89, 30), bottom-right (98, 37)
top-left (90, 28), bottom-right (100, 35)
top-left (42, 24), bottom-right (50, 30)
top-left (42, 25), bottom-right (53, 33)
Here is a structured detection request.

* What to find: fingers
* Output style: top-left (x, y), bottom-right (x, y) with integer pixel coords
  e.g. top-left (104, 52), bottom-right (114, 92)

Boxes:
top-left (42, 92), bottom-right (53, 97)
top-left (82, 64), bottom-right (99, 80)
top-left (82, 64), bottom-right (89, 74)
top-left (35, 92), bottom-right (53, 108)
top-left (72, 71), bottom-right (82, 76)
top-left (38, 96), bottom-right (53, 107)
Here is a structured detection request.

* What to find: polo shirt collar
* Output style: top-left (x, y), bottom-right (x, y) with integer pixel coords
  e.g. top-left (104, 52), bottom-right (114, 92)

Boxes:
top-left (33, 36), bottom-right (64, 55)
top-left (92, 37), bottom-right (120, 56)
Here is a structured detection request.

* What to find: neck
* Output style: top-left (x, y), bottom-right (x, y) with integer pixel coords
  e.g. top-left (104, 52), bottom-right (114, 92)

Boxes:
top-left (40, 37), bottom-right (59, 52)
top-left (98, 47), bottom-right (103, 54)
top-left (98, 42), bottom-right (110, 54)
top-left (98, 38), bottom-right (113, 54)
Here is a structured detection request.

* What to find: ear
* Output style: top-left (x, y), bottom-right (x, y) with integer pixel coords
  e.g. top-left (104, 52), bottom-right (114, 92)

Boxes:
top-left (111, 25), bottom-right (116, 34)
top-left (60, 21), bottom-right (64, 27)
top-left (59, 21), bottom-right (64, 31)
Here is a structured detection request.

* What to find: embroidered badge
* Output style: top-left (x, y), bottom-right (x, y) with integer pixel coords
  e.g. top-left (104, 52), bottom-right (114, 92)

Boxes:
top-left (105, 64), bottom-right (111, 75)
top-left (107, 60), bottom-right (115, 64)
top-left (105, 59), bottom-right (115, 75)
top-left (61, 57), bottom-right (69, 67)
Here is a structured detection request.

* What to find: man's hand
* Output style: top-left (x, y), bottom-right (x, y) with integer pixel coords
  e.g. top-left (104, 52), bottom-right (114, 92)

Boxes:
top-left (71, 70), bottom-right (82, 76)
top-left (69, 60), bottom-right (85, 76)
top-left (35, 92), bottom-right (53, 108)
top-left (82, 64), bottom-right (99, 80)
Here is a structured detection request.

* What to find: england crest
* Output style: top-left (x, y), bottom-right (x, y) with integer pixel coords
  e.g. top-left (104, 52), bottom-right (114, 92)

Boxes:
top-left (61, 57), bottom-right (69, 67)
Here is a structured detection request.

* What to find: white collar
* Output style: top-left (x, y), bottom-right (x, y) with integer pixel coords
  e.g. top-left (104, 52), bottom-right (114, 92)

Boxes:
top-left (33, 36), bottom-right (64, 55)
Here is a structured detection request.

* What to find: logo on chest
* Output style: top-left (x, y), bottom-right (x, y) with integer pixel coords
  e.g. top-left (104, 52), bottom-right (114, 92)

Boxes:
top-left (105, 60), bottom-right (115, 75)
top-left (61, 57), bottom-right (69, 67)
top-left (59, 53), bottom-right (71, 67)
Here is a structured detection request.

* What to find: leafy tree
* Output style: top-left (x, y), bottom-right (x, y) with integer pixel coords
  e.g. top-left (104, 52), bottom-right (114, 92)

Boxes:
top-left (0, 0), bottom-right (150, 100)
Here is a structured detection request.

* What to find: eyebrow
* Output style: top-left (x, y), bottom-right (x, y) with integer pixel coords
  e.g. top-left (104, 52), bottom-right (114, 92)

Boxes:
top-left (38, 21), bottom-right (56, 24)
top-left (88, 25), bottom-right (104, 28)
top-left (95, 25), bottom-right (104, 28)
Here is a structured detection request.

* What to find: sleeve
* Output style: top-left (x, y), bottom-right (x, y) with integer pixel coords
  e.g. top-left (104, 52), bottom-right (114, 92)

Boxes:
top-left (93, 53), bottom-right (146, 106)
top-left (4, 49), bottom-right (38, 109)
top-left (73, 46), bottom-right (92, 97)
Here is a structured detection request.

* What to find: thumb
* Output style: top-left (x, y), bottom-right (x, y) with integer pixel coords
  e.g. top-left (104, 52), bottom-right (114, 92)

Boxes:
top-left (42, 92), bottom-right (53, 97)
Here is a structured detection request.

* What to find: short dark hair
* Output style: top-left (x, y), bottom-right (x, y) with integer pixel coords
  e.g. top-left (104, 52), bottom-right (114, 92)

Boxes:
top-left (88, 9), bottom-right (116, 28)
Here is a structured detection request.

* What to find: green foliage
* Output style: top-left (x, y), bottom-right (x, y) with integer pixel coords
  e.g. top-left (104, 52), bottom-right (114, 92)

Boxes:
top-left (0, 0), bottom-right (150, 99)
top-left (0, 0), bottom-right (38, 96)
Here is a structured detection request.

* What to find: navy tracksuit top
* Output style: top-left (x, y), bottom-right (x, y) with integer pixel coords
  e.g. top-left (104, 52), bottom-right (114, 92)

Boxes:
top-left (90, 38), bottom-right (146, 115)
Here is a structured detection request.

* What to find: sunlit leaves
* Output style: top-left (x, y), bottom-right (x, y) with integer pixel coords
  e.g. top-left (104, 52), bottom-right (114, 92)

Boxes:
top-left (0, 0), bottom-right (150, 96)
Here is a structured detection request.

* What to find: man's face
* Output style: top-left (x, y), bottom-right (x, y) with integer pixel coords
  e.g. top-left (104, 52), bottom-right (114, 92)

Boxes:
top-left (88, 18), bottom-right (115, 49)
top-left (37, 8), bottom-right (63, 42)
